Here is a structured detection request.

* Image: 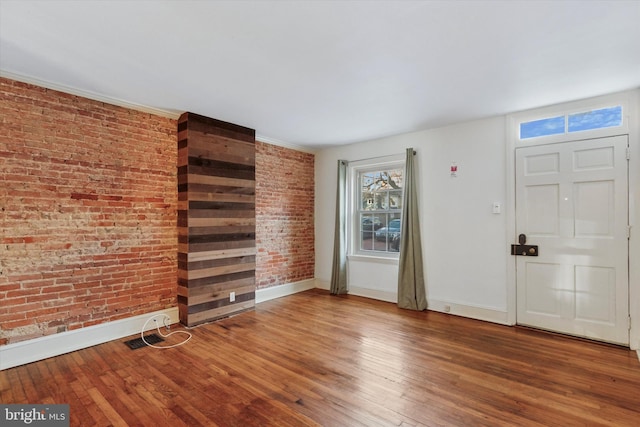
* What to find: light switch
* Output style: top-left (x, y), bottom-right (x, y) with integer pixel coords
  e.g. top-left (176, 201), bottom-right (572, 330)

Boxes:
top-left (492, 202), bottom-right (501, 214)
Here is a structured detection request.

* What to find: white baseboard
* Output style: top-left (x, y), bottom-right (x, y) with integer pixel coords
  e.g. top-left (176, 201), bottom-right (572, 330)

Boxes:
top-left (310, 280), bottom-right (398, 303)
top-left (255, 278), bottom-right (316, 303)
top-left (0, 307), bottom-right (178, 370)
top-left (348, 286), bottom-right (397, 303)
top-left (0, 278), bottom-right (317, 371)
top-left (314, 282), bottom-right (509, 325)
top-left (315, 279), bottom-right (330, 291)
top-left (428, 299), bottom-right (510, 325)
top-left (0, 283), bottom-right (512, 370)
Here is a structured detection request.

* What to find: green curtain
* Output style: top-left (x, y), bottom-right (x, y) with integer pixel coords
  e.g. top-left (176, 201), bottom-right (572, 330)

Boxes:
top-left (330, 160), bottom-right (348, 295)
top-left (397, 148), bottom-right (427, 310)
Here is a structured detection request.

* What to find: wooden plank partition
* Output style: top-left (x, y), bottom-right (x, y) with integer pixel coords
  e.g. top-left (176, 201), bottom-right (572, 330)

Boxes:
top-left (177, 112), bottom-right (256, 326)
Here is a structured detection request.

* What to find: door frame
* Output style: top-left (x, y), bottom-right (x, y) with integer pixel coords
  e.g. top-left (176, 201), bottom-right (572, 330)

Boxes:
top-left (505, 89), bottom-right (640, 351)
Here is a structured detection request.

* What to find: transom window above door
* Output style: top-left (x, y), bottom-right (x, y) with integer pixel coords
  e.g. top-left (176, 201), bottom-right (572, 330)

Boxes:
top-left (519, 105), bottom-right (623, 140)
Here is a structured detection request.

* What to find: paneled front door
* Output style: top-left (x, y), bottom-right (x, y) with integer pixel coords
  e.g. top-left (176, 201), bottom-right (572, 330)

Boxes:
top-left (515, 135), bottom-right (629, 345)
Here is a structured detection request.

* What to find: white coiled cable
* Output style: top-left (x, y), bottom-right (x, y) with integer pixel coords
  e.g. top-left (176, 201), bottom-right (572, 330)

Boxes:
top-left (141, 314), bottom-right (192, 349)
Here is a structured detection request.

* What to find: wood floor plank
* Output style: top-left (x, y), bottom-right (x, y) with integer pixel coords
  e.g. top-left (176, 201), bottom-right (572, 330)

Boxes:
top-left (1, 367), bottom-right (19, 402)
top-left (1, 289), bottom-right (639, 426)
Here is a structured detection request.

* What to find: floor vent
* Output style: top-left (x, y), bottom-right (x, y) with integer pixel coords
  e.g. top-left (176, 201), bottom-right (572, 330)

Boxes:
top-left (124, 334), bottom-right (164, 350)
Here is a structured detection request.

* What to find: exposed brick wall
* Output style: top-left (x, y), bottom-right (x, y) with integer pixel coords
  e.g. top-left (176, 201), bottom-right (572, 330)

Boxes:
top-left (0, 78), bottom-right (316, 346)
top-left (255, 141), bottom-right (314, 289)
top-left (0, 78), bottom-right (177, 345)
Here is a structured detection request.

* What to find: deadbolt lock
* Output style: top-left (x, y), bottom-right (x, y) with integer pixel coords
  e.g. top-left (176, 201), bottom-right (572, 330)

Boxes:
top-left (510, 233), bottom-right (539, 256)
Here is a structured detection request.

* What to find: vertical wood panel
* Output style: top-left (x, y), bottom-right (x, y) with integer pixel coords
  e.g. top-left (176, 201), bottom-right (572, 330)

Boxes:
top-left (178, 112), bottom-right (256, 326)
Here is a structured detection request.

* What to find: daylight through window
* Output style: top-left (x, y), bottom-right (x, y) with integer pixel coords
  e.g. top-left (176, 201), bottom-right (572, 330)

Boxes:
top-left (358, 168), bottom-right (403, 253)
top-left (519, 105), bottom-right (623, 140)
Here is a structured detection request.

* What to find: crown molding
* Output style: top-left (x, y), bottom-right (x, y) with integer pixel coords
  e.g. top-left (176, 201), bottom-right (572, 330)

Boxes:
top-left (2, 69), bottom-right (316, 154)
top-left (1, 69), bottom-right (182, 119)
top-left (256, 134), bottom-right (317, 154)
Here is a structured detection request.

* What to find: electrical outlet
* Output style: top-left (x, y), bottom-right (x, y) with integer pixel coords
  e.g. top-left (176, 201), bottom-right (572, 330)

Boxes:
top-left (229, 291), bottom-right (236, 302)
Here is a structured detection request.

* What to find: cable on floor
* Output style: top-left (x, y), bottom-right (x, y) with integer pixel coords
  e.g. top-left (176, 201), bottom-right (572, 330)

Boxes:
top-left (141, 314), bottom-right (192, 349)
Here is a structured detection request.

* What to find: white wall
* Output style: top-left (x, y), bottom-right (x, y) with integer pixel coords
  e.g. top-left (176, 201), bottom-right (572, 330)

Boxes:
top-left (316, 89), bottom-right (639, 351)
top-left (315, 116), bottom-right (510, 323)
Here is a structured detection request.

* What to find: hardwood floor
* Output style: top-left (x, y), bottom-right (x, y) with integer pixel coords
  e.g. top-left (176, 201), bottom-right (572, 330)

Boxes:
top-left (2, 289), bottom-right (639, 426)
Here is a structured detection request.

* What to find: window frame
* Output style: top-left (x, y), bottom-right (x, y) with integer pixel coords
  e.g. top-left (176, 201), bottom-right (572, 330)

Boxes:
top-left (347, 154), bottom-right (405, 261)
top-left (516, 103), bottom-right (626, 144)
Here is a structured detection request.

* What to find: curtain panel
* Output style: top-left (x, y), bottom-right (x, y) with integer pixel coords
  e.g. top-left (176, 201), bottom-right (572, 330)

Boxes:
top-left (397, 148), bottom-right (427, 310)
top-left (330, 160), bottom-right (348, 295)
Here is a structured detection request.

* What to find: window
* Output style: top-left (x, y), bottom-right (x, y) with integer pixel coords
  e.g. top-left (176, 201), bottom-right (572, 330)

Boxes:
top-left (568, 106), bottom-right (622, 132)
top-left (519, 105), bottom-right (623, 140)
top-left (357, 167), bottom-right (403, 254)
top-left (520, 115), bottom-right (565, 139)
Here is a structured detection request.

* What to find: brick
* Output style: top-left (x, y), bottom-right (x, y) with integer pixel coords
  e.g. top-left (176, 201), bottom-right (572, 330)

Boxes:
top-left (255, 141), bottom-right (315, 289)
top-left (1, 77), bottom-right (316, 345)
top-left (0, 77), bottom-right (178, 343)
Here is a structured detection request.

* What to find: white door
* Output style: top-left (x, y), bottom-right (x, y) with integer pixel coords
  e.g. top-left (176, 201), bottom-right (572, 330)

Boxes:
top-left (515, 135), bottom-right (629, 345)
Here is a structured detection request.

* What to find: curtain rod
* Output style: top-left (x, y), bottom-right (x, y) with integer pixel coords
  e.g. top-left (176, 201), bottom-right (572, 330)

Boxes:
top-left (345, 150), bottom-right (415, 165)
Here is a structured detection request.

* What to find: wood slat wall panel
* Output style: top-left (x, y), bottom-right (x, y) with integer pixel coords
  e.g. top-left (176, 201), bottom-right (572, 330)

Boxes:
top-left (179, 113), bottom-right (255, 143)
top-left (178, 270), bottom-right (255, 289)
top-left (186, 279), bottom-right (256, 297)
top-left (178, 255), bottom-right (256, 273)
top-left (186, 240), bottom-right (255, 253)
top-left (188, 210), bottom-right (255, 218)
top-left (185, 225), bottom-right (256, 236)
top-left (184, 173), bottom-right (255, 188)
top-left (178, 262), bottom-right (256, 281)
top-left (181, 183), bottom-right (256, 196)
top-left (185, 299), bottom-right (255, 324)
top-left (178, 277), bottom-right (255, 297)
top-left (184, 161), bottom-right (256, 181)
top-left (177, 201), bottom-right (257, 212)
top-left (187, 284), bottom-right (257, 306)
top-left (188, 247), bottom-right (257, 262)
top-left (187, 192), bottom-right (255, 203)
top-left (186, 140), bottom-right (255, 167)
top-left (185, 219), bottom-right (255, 229)
top-left (186, 133), bottom-right (255, 161)
top-left (177, 112), bottom-right (256, 326)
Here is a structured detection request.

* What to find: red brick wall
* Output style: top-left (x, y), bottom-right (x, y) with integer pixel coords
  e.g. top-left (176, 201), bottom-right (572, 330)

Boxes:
top-left (0, 78), bottom-right (178, 345)
top-left (0, 78), bottom-right (316, 345)
top-left (255, 141), bottom-right (314, 289)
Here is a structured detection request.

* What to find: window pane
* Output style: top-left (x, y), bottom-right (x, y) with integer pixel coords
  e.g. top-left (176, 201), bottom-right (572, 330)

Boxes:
top-left (365, 172), bottom-right (383, 191)
top-left (568, 106), bottom-right (622, 132)
top-left (361, 173), bottom-right (375, 192)
top-left (357, 166), bottom-right (403, 255)
top-left (374, 214), bottom-right (402, 252)
top-left (389, 190), bottom-right (402, 209)
top-left (375, 193), bottom-right (388, 210)
top-left (388, 169), bottom-right (403, 189)
top-left (520, 116), bottom-right (565, 139)
top-left (360, 214), bottom-right (375, 251)
top-left (360, 214), bottom-right (385, 251)
top-left (362, 192), bottom-right (374, 210)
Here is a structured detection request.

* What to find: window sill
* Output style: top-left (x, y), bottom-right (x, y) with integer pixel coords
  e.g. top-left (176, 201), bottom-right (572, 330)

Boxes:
top-left (347, 254), bottom-right (399, 265)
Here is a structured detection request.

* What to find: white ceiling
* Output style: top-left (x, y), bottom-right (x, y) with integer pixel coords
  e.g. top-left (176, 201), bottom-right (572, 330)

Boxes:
top-left (1, 1), bottom-right (639, 149)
